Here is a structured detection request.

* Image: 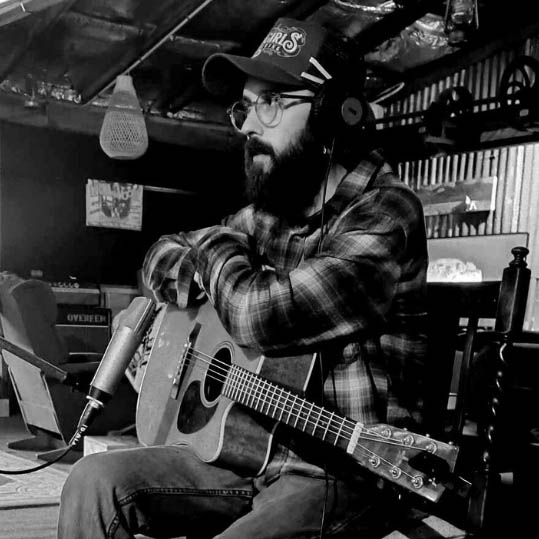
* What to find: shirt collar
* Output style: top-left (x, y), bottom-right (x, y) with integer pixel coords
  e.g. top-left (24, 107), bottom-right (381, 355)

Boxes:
top-left (307, 149), bottom-right (389, 225)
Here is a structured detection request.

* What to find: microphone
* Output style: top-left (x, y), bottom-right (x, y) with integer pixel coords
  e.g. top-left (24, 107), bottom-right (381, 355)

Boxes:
top-left (69, 296), bottom-right (156, 446)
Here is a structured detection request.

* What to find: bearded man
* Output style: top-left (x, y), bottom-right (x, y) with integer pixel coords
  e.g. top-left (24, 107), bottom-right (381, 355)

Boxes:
top-left (58, 17), bottom-right (428, 539)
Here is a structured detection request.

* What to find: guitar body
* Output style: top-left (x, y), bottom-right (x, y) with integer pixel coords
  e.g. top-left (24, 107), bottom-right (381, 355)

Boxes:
top-left (137, 302), bottom-right (317, 475)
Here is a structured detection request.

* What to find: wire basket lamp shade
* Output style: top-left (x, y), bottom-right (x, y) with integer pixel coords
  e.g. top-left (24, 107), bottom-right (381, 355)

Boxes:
top-left (99, 75), bottom-right (149, 160)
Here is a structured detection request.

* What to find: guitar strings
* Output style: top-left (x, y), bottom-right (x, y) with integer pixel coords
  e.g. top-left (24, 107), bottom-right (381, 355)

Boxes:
top-left (222, 361), bottom-right (426, 482)
top-left (183, 348), bottom-right (426, 447)
top-left (179, 348), bottom-right (426, 483)
top-left (178, 347), bottom-right (439, 458)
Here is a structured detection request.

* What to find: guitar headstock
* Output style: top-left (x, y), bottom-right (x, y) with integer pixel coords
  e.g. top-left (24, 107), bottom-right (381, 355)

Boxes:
top-left (352, 423), bottom-right (459, 503)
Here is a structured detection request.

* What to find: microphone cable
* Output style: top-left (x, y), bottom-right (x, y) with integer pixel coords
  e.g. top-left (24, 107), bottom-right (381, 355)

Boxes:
top-left (0, 378), bottom-right (119, 475)
top-left (0, 444), bottom-right (74, 475)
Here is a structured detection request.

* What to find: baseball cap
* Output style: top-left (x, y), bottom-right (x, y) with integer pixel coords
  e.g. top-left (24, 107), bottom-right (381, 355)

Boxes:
top-left (202, 17), bottom-right (363, 96)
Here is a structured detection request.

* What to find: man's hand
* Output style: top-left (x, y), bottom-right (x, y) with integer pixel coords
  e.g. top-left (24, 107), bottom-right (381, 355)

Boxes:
top-left (193, 271), bottom-right (210, 303)
top-left (194, 226), bottom-right (255, 304)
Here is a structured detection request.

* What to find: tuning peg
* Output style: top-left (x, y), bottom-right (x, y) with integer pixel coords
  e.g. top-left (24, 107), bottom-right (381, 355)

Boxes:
top-left (411, 476), bottom-right (425, 489)
top-left (403, 434), bottom-right (415, 446)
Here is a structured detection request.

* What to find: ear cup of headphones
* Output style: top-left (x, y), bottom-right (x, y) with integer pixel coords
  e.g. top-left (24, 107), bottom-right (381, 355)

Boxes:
top-left (310, 79), bottom-right (374, 166)
top-left (311, 79), bottom-right (369, 144)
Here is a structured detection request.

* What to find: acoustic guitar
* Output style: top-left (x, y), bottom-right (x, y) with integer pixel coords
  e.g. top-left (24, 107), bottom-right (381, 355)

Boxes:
top-left (137, 302), bottom-right (458, 503)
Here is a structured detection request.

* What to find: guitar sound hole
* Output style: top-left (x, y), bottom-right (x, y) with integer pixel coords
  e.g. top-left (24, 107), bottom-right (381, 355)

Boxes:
top-left (204, 347), bottom-right (231, 402)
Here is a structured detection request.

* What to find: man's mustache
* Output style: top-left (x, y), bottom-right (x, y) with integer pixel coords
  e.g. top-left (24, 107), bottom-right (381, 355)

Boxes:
top-left (244, 137), bottom-right (274, 159)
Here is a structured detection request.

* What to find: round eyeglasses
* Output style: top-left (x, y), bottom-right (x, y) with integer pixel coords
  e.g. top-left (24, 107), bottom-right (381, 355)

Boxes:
top-left (227, 91), bottom-right (314, 132)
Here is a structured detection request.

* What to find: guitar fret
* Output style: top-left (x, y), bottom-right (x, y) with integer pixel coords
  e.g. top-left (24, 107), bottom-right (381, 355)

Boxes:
top-left (255, 377), bottom-right (264, 411)
top-left (298, 399), bottom-right (307, 432)
top-left (243, 373), bottom-right (253, 406)
top-left (304, 401), bottom-right (313, 432)
top-left (236, 366), bottom-right (247, 404)
top-left (334, 417), bottom-right (346, 446)
top-left (227, 365), bottom-right (237, 400)
top-left (234, 366), bottom-right (243, 402)
top-left (321, 411), bottom-right (334, 442)
top-left (291, 394), bottom-right (300, 427)
top-left (254, 376), bottom-right (263, 411)
top-left (277, 386), bottom-right (287, 422)
top-left (243, 369), bottom-right (253, 405)
top-left (287, 390), bottom-right (297, 425)
top-left (245, 371), bottom-right (255, 408)
top-left (230, 365), bottom-right (241, 400)
top-left (310, 403), bottom-right (321, 435)
top-left (267, 381), bottom-right (279, 419)
top-left (281, 390), bottom-right (296, 425)
top-left (247, 372), bottom-right (256, 408)
top-left (261, 379), bottom-right (271, 415)
top-left (306, 402), bottom-right (313, 426)
top-left (273, 385), bottom-right (282, 420)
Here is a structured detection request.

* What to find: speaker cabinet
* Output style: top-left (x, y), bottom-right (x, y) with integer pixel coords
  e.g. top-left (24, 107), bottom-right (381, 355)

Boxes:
top-left (56, 304), bottom-right (111, 355)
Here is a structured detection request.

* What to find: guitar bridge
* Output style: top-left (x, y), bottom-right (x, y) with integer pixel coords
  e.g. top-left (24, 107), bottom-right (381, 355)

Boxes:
top-left (170, 322), bottom-right (201, 400)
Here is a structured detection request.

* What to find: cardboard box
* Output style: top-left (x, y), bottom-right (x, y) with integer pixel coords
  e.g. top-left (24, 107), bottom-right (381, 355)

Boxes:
top-left (83, 434), bottom-right (140, 456)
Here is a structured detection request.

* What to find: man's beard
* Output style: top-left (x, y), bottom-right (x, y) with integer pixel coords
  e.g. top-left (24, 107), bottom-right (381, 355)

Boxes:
top-left (243, 127), bottom-right (327, 223)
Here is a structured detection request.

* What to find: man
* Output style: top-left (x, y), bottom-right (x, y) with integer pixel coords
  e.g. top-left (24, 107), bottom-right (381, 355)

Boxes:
top-left (58, 17), bottom-right (428, 539)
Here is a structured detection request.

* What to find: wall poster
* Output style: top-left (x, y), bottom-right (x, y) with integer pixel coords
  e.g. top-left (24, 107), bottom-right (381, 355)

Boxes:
top-left (86, 179), bottom-right (143, 231)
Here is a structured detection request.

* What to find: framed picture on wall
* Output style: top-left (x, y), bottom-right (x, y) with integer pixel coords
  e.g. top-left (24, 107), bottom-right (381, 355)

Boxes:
top-left (86, 179), bottom-right (143, 231)
top-left (416, 175), bottom-right (497, 217)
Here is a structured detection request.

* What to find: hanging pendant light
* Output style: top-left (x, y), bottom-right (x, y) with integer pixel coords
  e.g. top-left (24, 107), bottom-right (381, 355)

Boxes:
top-left (99, 74), bottom-right (149, 160)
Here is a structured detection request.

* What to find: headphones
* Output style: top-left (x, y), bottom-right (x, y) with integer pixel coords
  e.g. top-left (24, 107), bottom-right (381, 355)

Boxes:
top-left (309, 78), bottom-right (374, 165)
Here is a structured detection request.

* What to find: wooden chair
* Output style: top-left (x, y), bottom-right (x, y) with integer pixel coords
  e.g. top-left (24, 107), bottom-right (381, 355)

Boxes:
top-left (0, 273), bottom-right (137, 461)
top-left (388, 245), bottom-right (535, 538)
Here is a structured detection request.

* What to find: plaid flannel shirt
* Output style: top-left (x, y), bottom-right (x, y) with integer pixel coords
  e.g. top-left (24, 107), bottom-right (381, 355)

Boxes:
top-left (143, 150), bottom-right (428, 480)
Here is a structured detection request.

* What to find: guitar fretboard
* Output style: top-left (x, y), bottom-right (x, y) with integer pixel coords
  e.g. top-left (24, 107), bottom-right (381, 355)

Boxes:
top-left (222, 364), bottom-right (358, 453)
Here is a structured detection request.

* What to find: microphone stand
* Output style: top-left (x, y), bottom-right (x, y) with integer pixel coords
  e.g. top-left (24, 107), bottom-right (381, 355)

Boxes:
top-left (0, 335), bottom-right (79, 387)
top-left (0, 335), bottom-right (92, 464)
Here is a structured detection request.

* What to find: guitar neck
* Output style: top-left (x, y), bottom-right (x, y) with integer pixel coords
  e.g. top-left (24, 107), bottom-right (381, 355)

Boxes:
top-left (223, 364), bottom-right (357, 455)
top-left (221, 363), bottom-right (458, 504)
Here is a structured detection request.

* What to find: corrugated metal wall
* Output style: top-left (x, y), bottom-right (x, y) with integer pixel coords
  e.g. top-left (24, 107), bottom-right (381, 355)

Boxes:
top-left (383, 36), bottom-right (539, 126)
top-left (399, 143), bottom-right (539, 329)
top-left (385, 36), bottom-right (539, 329)
top-left (398, 143), bottom-right (539, 240)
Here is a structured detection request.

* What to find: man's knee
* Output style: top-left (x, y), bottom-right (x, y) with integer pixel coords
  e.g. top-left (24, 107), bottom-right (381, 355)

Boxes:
top-left (61, 452), bottom-right (119, 500)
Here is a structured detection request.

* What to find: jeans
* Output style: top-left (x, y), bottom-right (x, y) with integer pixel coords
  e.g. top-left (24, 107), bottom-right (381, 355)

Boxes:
top-left (57, 445), bottom-right (399, 538)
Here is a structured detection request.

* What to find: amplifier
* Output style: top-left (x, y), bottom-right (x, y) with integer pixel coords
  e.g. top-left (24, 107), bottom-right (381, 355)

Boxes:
top-left (51, 282), bottom-right (101, 306)
top-left (56, 304), bottom-right (111, 355)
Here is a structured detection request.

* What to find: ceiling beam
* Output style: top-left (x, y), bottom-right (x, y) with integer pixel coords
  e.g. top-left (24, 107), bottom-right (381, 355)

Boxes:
top-left (78, 0), bottom-right (218, 104)
top-left (350, 0), bottom-right (443, 54)
top-left (0, 92), bottom-right (240, 151)
top-left (0, 0), bottom-right (78, 81)
top-left (396, 17), bottom-right (539, 99)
